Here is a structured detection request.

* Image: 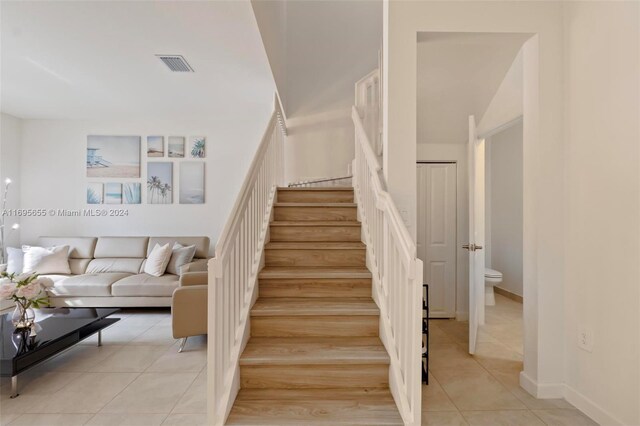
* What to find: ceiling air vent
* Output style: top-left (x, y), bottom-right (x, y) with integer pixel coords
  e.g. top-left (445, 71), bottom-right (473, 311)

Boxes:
top-left (156, 55), bottom-right (194, 72)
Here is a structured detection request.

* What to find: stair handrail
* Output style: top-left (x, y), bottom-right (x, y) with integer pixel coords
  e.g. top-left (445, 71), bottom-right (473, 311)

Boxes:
top-left (208, 92), bottom-right (287, 425)
top-left (352, 104), bottom-right (423, 426)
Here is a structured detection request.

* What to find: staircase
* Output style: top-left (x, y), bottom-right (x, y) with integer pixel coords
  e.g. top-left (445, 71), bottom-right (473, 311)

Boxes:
top-left (226, 187), bottom-right (403, 425)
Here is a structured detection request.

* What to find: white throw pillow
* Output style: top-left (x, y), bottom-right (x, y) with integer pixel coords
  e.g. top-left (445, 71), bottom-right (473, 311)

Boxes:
top-left (144, 243), bottom-right (172, 277)
top-left (22, 245), bottom-right (71, 275)
top-left (6, 247), bottom-right (24, 274)
top-left (166, 243), bottom-right (197, 275)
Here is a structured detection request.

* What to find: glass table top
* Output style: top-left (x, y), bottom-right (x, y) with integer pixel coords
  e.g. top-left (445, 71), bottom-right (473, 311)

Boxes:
top-left (1, 307), bottom-right (119, 361)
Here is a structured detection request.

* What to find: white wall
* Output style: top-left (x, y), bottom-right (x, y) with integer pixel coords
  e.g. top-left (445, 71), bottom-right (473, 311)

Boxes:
top-left (563, 2), bottom-right (640, 425)
top-left (284, 109), bottom-right (354, 183)
top-left (478, 50), bottom-right (524, 136)
top-left (17, 113), bottom-right (273, 254)
top-left (488, 121), bottom-right (523, 297)
top-left (251, 0), bottom-right (288, 108)
top-left (384, 0), bottom-right (566, 404)
top-left (0, 113), bottom-right (22, 250)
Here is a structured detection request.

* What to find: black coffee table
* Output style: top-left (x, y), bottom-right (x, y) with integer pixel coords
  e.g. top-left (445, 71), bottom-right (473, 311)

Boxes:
top-left (0, 307), bottom-right (119, 397)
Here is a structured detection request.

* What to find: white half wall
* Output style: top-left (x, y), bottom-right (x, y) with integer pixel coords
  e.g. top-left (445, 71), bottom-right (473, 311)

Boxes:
top-left (488, 121), bottom-right (523, 297)
top-left (563, 2), bottom-right (640, 425)
top-left (17, 113), bottom-right (273, 254)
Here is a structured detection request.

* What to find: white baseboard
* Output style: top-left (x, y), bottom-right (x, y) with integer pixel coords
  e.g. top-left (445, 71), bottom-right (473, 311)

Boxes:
top-left (520, 372), bottom-right (624, 425)
top-left (564, 384), bottom-right (623, 426)
top-left (456, 311), bottom-right (469, 321)
top-left (519, 371), bottom-right (564, 398)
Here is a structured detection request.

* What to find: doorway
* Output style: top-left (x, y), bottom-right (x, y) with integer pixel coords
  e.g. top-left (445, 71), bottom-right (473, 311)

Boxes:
top-left (417, 162), bottom-right (457, 318)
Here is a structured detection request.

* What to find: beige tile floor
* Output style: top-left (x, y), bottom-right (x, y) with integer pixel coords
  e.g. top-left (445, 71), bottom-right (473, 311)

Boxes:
top-left (423, 294), bottom-right (597, 426)
top-left (0, 309), bottom-right (206, 426)
top-left (0, 296), bottom-right (598, 425)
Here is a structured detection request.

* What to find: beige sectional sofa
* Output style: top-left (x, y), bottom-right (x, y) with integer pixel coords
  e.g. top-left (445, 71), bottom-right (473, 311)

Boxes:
top-left (38, 236), bottom-right (210, 307)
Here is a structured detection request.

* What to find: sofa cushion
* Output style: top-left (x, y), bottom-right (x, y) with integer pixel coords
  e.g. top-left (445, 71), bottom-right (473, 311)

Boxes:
top-left (95, 237), bottom-right (149, 258)
top-left (166, 244), bottom-right (197, 275)
top-left (68, 259), bottom-right (92, 275)
top-left (22, 245), bottom-right (71, 275)
top-left (111, 274), bottom-right (179, 297)
top-left (147, 237), bottom-right (209, 259)
top-left (143, 243), bottom-right (172, 277)
top-left (86, 258), bottom-right (144, 274)
top-left (49, 272), bottom-right (132, 297)
top-left (38, 237), bottom-right (97, 259)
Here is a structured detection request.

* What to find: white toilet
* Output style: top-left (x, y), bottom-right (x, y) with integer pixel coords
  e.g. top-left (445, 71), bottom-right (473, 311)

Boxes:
top-left (484, 268), bottom-right (503, 306)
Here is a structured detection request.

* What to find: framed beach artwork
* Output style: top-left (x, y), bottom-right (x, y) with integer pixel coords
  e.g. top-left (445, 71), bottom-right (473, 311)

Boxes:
top-left (168, 136), bottom-right (185, 158)
top-left (147, 136), bottom-right (164, 157)
top-left (147, 162), bottom-right (173, 204)
top-left (189, 136), bottom-right (206, 158)
top-left (123, 183), bottom-right (142, 204)
top-left (179, 162), bottom-right (205, 204)
top-left (104, 183), bottom-right (122, 204)
top-left (87, 183), bottom-right (103, 204)
top-left (87, 135), bottom-right (141, 178)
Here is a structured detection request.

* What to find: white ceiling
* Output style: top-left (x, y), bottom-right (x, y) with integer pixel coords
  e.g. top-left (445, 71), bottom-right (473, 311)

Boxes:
top-left (1, 1), bottom-right (276, 120)
top-left (284, 0), bottom-right (382, 117)
top-left (417, 32), bottom-right (529, 144)
top-left (252, 0), bottom-right (382, 118)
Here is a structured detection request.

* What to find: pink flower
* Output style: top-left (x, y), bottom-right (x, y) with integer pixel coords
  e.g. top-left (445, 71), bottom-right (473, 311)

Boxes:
top-left (0, 282), bottom-right (17, 299)
top-left (16, 282), bottom-right (42, 300)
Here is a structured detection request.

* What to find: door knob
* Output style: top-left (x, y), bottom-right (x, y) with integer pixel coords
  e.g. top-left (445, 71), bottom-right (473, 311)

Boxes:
top-left (462, 244), bottom-right (483, 251)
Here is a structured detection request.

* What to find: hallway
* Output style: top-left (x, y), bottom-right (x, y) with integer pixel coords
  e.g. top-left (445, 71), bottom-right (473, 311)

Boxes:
top-left (422, 295), bottom-right (597, 425)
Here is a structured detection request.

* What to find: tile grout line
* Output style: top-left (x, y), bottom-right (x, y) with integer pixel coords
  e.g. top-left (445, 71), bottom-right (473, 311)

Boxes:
top-left (81, 315), bottom-right (168, 425)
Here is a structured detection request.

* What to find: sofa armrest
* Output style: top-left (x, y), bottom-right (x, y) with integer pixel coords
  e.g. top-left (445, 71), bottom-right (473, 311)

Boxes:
top-left (172, 285), bottom-right (207, 339)
top-left (179, 271), bottom-right (208, 287)
top-left (179, 258), bottom-right (209, 274)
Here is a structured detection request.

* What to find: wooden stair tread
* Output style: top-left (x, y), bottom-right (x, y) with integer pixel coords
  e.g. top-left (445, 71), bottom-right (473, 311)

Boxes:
top-left (270, 221), bottom-right (361, 226)
top-left (259, 267), bottom-right (372, 279)
top-left (235, 388), bottom-right (394, 400)
top-left (274, 202), bottom-right (357, 207)
top-left (277, 187), bottom-right (353, 191)
top-left (227, 389), bottom-right (402, 426)
top-left (240, 337), bottom-right (389, 365)
top-left (251, 298), bottom-right (379, 316)
top-left (265, 241), bottom-right (365, 250)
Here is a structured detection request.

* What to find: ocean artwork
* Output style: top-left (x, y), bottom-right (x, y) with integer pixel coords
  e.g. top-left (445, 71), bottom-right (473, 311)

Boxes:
top-left (123, 183), bottom-right (142, 204)
top-left (189, 136), bottom-right (206, 158)
top-left (87, 135), bottom-right (141, 178)
top-left (147, 162), bottom-right (173, 204)
top-left (105, 183), bottom-right (122, 204)
top-left (87, 183), bottom-right (103, 204)
top-left (147, 136), bottom-right (164, 157)
top-left (168, 136), bottom-right (185, 158)
top-left (179, 162), bottom-right (205, 204)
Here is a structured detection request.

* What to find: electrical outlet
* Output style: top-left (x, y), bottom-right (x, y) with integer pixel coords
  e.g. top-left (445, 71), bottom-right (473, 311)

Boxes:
top-left (578, 328), bottom-right (594, 353)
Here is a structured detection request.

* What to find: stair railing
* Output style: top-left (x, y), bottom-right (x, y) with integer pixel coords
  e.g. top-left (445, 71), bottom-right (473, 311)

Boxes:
top-left (208, 93), bottom-right (286, 425)
top-left (352, 105), bottom-right (423, 426)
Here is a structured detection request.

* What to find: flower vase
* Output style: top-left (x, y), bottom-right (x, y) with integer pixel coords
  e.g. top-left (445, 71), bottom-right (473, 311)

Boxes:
top-left (11, 303), bottom-right (35, 329)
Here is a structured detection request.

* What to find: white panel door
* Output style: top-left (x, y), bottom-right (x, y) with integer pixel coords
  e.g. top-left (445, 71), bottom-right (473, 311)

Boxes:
top-left (417, 163), bottom-right (457, 318)
top-left (467, 115), bottom-right (486, 355)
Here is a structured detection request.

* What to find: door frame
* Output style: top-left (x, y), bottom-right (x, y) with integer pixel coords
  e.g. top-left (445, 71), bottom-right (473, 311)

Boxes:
top-left (417, 161), bottom-right (457, 319)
